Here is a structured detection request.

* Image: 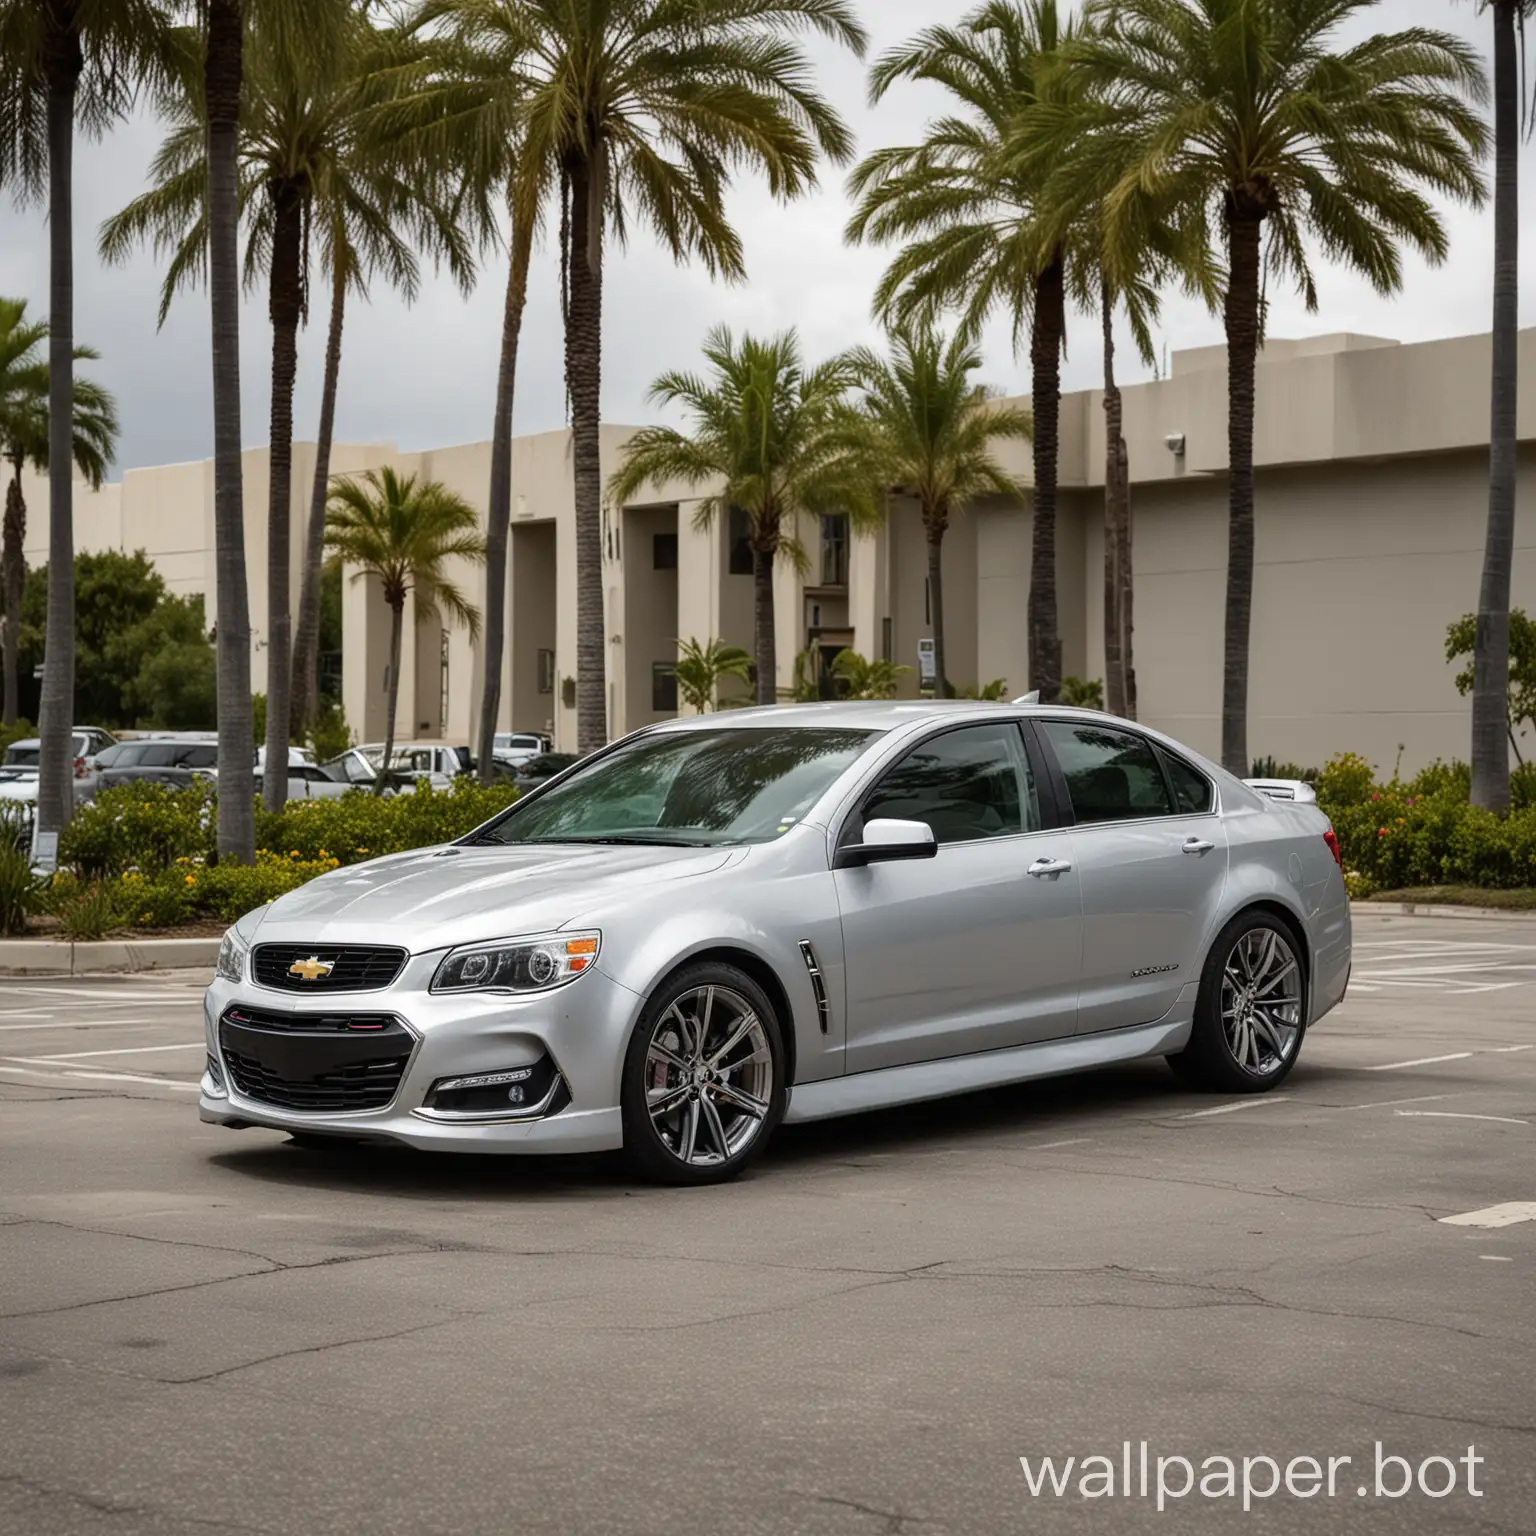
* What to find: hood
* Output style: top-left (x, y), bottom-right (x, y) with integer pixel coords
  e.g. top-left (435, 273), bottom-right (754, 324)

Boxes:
top-left (250, 841), bottom-right (736, 952)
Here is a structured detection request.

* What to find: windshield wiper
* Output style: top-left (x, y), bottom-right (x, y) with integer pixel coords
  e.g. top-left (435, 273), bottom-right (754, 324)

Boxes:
top-left (528, 834), bottom-right (710, 847)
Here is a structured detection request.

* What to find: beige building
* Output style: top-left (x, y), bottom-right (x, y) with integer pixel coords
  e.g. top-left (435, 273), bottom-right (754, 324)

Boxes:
top-left (23, 324), bottom-right (1536, 774)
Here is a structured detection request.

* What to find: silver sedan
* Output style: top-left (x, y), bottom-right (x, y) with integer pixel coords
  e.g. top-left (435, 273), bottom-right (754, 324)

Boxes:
top-left (200, 703), bottom-right (1352, 1184)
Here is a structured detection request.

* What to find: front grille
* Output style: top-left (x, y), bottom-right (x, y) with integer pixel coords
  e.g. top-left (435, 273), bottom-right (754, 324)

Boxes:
top-left (251, 944), bottom-right (407, 992)
top-left (218, 1007), bottom-right (413, 1114)
top-left (222, 1049), bottom-right (409, 1112)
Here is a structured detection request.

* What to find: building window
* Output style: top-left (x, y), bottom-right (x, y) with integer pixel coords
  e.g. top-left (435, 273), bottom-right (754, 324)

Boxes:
top-left (537, 648), bottom-right (555, 695)
top-left (881, 616), bottom-right (893, 663)
top-left (653, 531), bottom-right (678, 570)
top-left (728, 506), bottom-right (754, 576)
top-left (439, 631), bottom-right (451, 732)
top-left (820, 514), bottom-right (848, 586)
top-left (652, 662), bottom-right (678, 713)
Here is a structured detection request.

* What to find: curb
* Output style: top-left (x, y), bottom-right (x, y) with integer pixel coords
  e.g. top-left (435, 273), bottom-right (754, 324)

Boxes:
top-left (1352, 901), bottom-right (1536, 921)
top-left (0, 937), bottom-right (219, 977)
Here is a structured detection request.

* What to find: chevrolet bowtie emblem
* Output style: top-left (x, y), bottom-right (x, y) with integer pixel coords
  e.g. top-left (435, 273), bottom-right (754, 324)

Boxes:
top-left (289, 955), bottom-right (334, 982)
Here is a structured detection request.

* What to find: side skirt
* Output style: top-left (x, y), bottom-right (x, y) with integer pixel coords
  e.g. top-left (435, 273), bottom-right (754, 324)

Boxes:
top-left (783, 1014), bottom-right (1194, 1126)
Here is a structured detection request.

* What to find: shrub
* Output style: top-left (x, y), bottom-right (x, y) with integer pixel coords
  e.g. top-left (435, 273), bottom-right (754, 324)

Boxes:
top-left (1313, 751), bottom-right (1378, 808)
top-left (61, 781), bottom-right (216, 877)
top-left (1249, 756), bottom-right (1319, 782)
top-left (189, 851), bottom-right (341, 922)
top-left (54, 879), bottom-right (121, 941)
top-left (0, 838), bottom-right (42, 935)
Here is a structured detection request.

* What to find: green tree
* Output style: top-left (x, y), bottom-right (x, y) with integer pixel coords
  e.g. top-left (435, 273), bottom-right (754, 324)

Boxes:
top-left (323, 467), bottom-right (486, 789)
top-left (423, 0), bottom-right (866, 755)
top-left (1074, 0), bottom-right (1487, 775)
top-left (848, 0), bottom-right (1081, 704)
top-left (610, 328), bottom-right (881, 705)
top-left (830, 649), bottom-right (912, 701)
top-left (1448, 608), bottom-right (1536, 763)
top-left (0, 0), bottom-right (177, 836)
top-left (673, 637), bottom-right (753, 715)
top-left (122, 593), bottom-right (217, 729)
top-left (102, 4), bottom-right (470, 809)
top-left (0, 298), bottom-right (116, 724)
top-left (1467, 1), bottom-right (1534, 810)
top-left (849, 322), bottom-right (1030, 702)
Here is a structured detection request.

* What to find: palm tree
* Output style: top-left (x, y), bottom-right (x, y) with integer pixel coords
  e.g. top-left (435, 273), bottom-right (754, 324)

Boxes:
top-left (849, 323), bottom-right (1030, 698)
top-left (323, 467), bottom-right (486, 789)
top-left (0, 0), bottom-right (176, 839)
top-left (673, 637), bottom-right (753, 715)
top-left (0, 299), bottom-right (117, 724)
top-left (104, 5), bottom-right (468, 811)
top-left (413, 0), bottom-right (865, 756)
top-left (848, 0), bottom-right (1079, 704)
top-left (1074, 0), bottom-right (1487, 774)
top-left (609, 328), bottom-right (881, 705)
top-left (1468, 0), bottom-right (1533, 812)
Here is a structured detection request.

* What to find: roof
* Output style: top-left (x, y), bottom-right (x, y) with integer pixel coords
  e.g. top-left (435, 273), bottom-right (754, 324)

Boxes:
top-left (649, 700), bottom-right (1061, 733)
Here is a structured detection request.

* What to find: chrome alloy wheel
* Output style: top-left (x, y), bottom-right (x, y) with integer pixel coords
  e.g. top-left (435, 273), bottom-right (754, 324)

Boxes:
top-left (643, 985), bottom-right (773, 1168)
top-left (1220, 927), bottom-right (1303, 1076)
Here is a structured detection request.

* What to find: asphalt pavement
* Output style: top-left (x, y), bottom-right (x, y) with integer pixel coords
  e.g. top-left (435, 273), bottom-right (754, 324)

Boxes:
top-left (1, 910), bottom-right (1533, 1535)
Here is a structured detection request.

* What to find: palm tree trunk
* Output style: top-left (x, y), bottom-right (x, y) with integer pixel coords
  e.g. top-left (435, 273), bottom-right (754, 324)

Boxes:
top-left (206, 0), bottom-right (255, 864)
top-left (1221, 198), bottom-right (1264, 777)
top-left (1122, 467), bottom-right (1137, 723)
top-left (262, 181), bottom-right (303, 813)
top-left (566, 153), bottom-right (606, 755)
top-left (2, 466), bottom-right (24, 727)
top-left (1101, 282), bottom-right (1125, 718)
top-left (377, 599), bottom-right (403, 797)
top-left (751, 538), bottom-right (776, 705)
top-left (477, 199), bottom-right (534, 783)
top-left (925, 509), bottom-right (946, 698)
top-left (37, 11), bottom-right (81, 840)
top-left (290, 260), bottom-right (346, 737)
top-left (1471, 0), bottom-right (1518, 814)
top-left (1027, 250), bottom-right (1065, 702)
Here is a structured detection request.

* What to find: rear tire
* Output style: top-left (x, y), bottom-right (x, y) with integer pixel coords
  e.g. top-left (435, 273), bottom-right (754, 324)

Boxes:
top-left (620, 963), bottom-right (786, 1186)
top-left (1168, 910), bottom-right (1307, 1092)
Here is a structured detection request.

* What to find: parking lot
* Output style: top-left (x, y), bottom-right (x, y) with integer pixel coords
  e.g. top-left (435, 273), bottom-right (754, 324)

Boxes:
top-left (1, 908), bottom-right (1532, 1535)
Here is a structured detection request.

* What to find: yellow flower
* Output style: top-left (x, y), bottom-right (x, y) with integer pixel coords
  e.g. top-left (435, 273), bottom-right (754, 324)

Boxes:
top-left (184, 875), bottom-right (196, 887)
top-left (290, 849), bottom-right (300, 858)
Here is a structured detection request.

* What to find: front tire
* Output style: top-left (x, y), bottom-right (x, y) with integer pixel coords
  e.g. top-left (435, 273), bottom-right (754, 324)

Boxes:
top-left (620, 963), bottom-right (786, 1186)
top-left (1169, 911), bottom-right (1307, 1092)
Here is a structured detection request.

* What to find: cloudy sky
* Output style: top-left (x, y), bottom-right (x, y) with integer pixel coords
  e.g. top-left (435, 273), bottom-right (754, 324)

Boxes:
top-left (1, 0), bottom-right (1533, 475)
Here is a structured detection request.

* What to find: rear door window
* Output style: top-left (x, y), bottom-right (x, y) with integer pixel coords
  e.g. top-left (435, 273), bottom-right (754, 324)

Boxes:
top-left (1040, 721), bottom-right (1174, 823)
top-left (1161, 750), bottom-right (1214, 815)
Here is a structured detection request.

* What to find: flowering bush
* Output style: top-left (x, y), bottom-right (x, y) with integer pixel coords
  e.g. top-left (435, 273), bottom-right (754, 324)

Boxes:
top-left (1316, 753), bottom-right (1536, 892)
top-left (61, 782), bottom-right (216, 877)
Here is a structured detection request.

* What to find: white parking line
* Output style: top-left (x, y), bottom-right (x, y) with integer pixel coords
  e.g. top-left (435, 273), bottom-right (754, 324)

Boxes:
top-left (1366, 1052), bottom-right (1473, 1071)
top-left (1439, 1203), bottom-right (1536, 1228)
top-left (1334, 1094), bottom-right (1450, 1111)
top-left (0, 1016), bottom-right (200, 1032)
top-left (1397, 1111), bottom-right (1530, 1126)
top-left (0, 1063), bottom-right (199, 1091)
top-left (1490, 1045), bottom-right (1536, 1054)
top-left (1177, 1097), bottom-right (1291, 1119)
top-left (2, 1043), bottom-right (203, 1062)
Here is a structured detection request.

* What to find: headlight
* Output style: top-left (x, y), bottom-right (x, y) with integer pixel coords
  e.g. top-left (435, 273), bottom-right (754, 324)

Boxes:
top-left (215, 930), bottom-right (247, 984)
top-left (431, 931), bottom-right (600, 993)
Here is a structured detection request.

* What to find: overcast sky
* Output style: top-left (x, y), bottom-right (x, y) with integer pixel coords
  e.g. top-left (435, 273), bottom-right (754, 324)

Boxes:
top-left (1, 0), bottom-right (1532, 475)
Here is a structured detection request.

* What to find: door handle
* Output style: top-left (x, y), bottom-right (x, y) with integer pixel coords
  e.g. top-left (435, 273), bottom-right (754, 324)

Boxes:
top-left (1028, 856), bottom-right (1073, 878)
top-left (1182, 837), bottom-right (1215, 855)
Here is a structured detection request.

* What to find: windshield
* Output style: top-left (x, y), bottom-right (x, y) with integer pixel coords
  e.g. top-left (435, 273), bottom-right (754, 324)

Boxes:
top-left (473, 727), bottom-right (876, 847)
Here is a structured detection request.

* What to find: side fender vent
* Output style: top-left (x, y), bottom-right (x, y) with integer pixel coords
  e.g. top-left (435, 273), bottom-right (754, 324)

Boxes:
top-left (798, 941), bottom-right (831, 1035)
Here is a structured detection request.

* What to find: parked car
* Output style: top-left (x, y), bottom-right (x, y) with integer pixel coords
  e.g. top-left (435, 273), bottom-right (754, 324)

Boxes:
top-left (511, 751), bottom-right (579, 789)
top-left (384, 742), bottom-right (473, 788)
top-left (77, 737), bottom-right (220, 800)
top-left (492, 731), bottom-right (551, 768)
top-left (3, 727), bottom-right (117, 778)
top-left (201, 701), bottom-right (1351, 1185)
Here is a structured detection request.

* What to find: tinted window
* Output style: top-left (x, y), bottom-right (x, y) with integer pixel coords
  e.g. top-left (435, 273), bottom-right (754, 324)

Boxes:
top-left (862, 724), bottom-right (1039, 846)
top-left (140, 745), bottom-right (179, 767)
top-left (176, 745), bottom-right (218, 769)
top-left (1163, 751), bottom-right (1213, 815)
top-left (1043, 722), bottom-right (1172, 823)
top-left (479, 728), bottom-right (874, 847)
top-left (4, 746), bottom-right (38, 766)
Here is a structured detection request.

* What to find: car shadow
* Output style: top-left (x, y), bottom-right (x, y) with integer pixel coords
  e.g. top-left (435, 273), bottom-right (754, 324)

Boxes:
top-left (203, 1057), bottom-right (1220, 1200)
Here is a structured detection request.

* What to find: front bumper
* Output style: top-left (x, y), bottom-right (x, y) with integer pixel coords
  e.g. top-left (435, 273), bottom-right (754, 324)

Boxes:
top-left (197, 952), bottom-right (636, 1154)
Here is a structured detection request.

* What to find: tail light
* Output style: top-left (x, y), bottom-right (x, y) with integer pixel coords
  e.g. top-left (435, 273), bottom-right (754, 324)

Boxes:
top-left (1323, 828), bottom-right (1342, 869)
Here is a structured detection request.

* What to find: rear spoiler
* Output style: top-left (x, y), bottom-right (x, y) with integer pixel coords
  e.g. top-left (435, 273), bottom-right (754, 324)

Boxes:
top-left (1243, 778), bottom-right (1317, 805)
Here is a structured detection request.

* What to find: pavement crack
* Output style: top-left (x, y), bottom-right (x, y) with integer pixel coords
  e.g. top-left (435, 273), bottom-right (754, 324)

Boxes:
top-left (168, 1315), bottom-right (466, 1384)
top-left (1319, 1392), bottom-right (1536, 1437)
top-left (0, 1471), bottom-right (276, 1533)
top-left (797, 1492), bottom-right (928, 1533)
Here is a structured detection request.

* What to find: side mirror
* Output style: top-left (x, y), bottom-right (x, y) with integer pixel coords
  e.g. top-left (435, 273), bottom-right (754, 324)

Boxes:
top-left (835, 817), bottom-right (938, 869)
